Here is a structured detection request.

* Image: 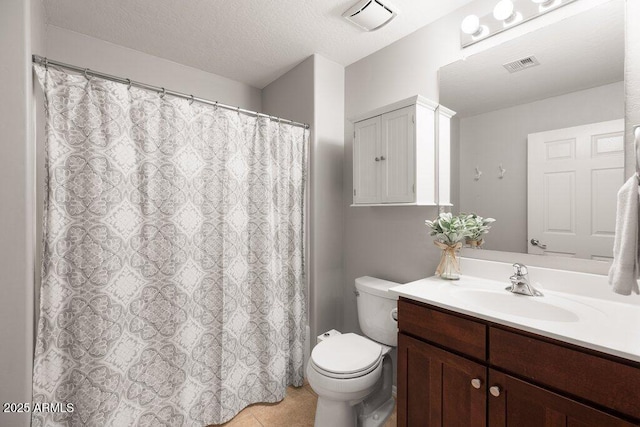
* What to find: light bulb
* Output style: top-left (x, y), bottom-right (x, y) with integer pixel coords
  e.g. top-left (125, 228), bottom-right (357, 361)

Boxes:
top-left (493, 0), bottom-right (516, 22)
top-left (461, 15), bottom-right (480, 36)
top-left (532, 0), bottom-right (560, 10)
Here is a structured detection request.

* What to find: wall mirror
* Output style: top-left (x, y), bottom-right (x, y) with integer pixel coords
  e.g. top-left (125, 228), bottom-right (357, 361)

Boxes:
top-left (439, 0), bottom-right (624, 262)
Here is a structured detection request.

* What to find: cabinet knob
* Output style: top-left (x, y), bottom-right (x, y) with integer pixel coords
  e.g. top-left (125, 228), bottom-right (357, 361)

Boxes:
top-left (471, 378), bottom-right (482, 389)
top-left (489, 386), bottom-right (501, 397)
top-left (375, 157), bottom-right (380, 161)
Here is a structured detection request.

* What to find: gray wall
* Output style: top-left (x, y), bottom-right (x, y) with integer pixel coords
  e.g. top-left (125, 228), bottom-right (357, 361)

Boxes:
top-left (342, 0), bottom-right (616, 334)
top-left (458, 81), bottom-right (624, 253)
top-left (0, 0), bottom-right (45, 425)
top-left (46, 26), bottom-right (262, 112)
top-left (263, 54), bottom-right (345, 354)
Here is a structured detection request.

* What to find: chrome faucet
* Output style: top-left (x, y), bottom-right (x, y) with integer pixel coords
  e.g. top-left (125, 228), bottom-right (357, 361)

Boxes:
top-left (505, 263), bottom-right (543, 296)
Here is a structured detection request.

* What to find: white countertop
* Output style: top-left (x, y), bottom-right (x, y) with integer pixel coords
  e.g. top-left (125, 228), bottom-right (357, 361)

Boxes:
top-left (389, 259), bottom-right (640, 363)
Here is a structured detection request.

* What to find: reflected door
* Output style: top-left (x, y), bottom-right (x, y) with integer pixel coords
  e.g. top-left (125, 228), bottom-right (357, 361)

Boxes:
top-left (527, 119), bottom-right (624, 260)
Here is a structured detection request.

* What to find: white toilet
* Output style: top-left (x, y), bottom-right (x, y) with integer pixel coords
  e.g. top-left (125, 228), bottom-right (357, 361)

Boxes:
top-left (307, 276), bottom-right (398, 427)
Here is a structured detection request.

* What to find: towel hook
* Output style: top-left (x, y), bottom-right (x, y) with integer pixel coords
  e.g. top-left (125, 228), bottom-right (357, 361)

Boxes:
top-left (474, 166), bottom-right (482, 181)
top-left (498, 164), bottom-right (506, 179)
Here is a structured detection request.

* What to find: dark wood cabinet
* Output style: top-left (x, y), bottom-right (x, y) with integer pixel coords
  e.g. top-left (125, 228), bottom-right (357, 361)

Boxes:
top-left (488, 370), bottom-right (636, 427)
top-left (398, 333), bottom-right (486, 427)
top-left (397, 298), bottom-right (640, 427)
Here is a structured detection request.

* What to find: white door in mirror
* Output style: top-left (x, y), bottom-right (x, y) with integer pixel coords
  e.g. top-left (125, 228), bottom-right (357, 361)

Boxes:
top-left (527, 119), bottom-right (624, 260)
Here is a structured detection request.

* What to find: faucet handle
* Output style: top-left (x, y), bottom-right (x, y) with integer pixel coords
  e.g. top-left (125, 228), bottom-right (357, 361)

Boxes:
top-left (512, 263), bottom-right (528, 276)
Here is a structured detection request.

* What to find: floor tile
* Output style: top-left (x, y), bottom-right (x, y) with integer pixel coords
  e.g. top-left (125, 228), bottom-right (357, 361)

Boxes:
top-left (209, 407), bottom-right (262, 427)
top-left (249, 386), bottom-right (317, 427)
top-left (211, 385), bottom-right (397, 427)
top-left (303, 383), bottom-right (317, 397)
top-left (384, 405), bottom-right (397, 427)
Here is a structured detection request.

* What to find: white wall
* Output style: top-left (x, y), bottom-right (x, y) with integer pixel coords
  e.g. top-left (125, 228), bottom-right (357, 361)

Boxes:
top-left (342, 0), bottom-right (617, 334)
top-left (627, 0), bottom-right (640, 174)
top-left (310, 55), bottom-right (345, 343)
top-left (263, 54), bottom-right (345, 360)
top-left (458, 81), bottom-right (624, 253)
top-left (46, 26), bottom-right (262, 111)
top-left (0, 0), bottom-right (45, 425)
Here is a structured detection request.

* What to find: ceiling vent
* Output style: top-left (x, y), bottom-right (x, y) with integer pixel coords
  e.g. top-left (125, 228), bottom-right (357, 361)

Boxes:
top-left (343, 0), bottom-right (398, 31)
top-left (503, 56), bottom-right (540, 73)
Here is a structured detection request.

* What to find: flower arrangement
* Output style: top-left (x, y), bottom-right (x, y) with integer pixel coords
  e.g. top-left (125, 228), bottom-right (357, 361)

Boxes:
top-left (460, 213), bottom-right (496, 245)
top-left (425, 212), bottom-right (496, 279)
top-left (424, 212), bottom-right (470, 245)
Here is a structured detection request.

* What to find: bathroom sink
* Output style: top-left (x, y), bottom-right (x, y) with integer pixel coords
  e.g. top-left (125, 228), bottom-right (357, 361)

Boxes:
top-left (450, 288), bottom-right (603, 323)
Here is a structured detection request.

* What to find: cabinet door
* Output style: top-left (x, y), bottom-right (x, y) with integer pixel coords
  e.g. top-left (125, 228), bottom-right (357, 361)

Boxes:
top-left (380, 106), bottom-right (415, 203)
top-left (488, 370), bottom-right (637, 427)
top-left (398, 333), bottom-right (486, 427)
top-left (353, 116), bottom-right (381, 204)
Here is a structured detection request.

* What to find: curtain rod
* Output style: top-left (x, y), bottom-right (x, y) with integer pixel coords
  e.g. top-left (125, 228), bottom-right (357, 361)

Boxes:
top-left (32, 55), bottom-right (310, 130)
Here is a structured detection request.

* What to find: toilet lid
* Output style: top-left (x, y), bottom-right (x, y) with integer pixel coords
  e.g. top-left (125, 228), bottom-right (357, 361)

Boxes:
top-left (311, 333), bottom-right (382, 375)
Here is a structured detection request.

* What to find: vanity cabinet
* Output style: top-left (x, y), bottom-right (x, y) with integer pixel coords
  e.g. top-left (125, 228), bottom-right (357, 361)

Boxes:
top-left (397, 298), bottom-right (640, 427)
top-left (352, 96), bottom-right (455, 206)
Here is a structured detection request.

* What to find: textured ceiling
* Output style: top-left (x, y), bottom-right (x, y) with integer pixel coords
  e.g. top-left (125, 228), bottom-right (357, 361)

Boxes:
top-left (439, 0), bottom-right (624, 117)
top-left (43, 0), bottom-right (474, 88)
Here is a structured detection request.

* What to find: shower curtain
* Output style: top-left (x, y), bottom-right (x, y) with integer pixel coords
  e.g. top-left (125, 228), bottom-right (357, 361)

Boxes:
top-left (32, 65), bottom-right (307, 426)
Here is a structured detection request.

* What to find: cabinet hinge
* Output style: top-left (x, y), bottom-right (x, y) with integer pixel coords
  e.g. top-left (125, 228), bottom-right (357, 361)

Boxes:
top-left (412, 115), bottom-right (415, 124)
top-left (354, 189), bottom-right (356, 196)
top-left (412, 183), bottom-right (415, 193)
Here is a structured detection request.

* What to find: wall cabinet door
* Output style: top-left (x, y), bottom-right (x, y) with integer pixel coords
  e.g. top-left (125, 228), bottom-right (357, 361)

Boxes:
top-left (380, 106), bottom-right (415, 203)
top-left (397, 333), bottom-right (487, 427)
top-left (488, 370), bottom-right (636, 427)
top-left (353, 115), bottom-right (381, 204)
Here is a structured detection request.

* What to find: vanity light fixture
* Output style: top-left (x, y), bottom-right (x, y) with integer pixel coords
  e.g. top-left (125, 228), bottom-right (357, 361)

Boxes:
top-left (460, 0), bottom-right (575, 48)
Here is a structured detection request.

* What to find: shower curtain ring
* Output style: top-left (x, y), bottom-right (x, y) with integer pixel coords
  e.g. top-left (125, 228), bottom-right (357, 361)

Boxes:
top-left (126, 78), bottom-right (132, 90)
top-left (43, 58), bottom-right (48, 70)
top-left (189, 95), bottom-right (194, 105)
top-left (84, 68), bottom-right (90, 79)
top-left (236, 106), bottom-right (241, 114)
top-left (160, 88), bottom-right (166, 99)
top-left (214, 101), bottom-right (219, 110)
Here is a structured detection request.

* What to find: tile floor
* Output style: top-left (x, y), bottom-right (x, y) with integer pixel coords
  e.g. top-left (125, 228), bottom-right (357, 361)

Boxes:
top-left (210, 383), bottom-right (397, 427)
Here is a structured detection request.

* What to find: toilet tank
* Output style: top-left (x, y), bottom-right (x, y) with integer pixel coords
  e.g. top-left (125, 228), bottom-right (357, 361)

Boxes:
top-left (355, 276), bottom-right (399, 347)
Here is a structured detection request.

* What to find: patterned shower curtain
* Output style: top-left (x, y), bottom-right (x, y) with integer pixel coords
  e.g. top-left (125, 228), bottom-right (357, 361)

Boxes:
top-left (32, 65), bottom-right (307, 426)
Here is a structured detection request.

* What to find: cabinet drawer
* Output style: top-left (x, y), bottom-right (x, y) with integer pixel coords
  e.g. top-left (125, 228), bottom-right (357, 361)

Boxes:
top-left (398, 299), bottom-right (487, 360)
top-left (490, 327), bottom-right (640, 421)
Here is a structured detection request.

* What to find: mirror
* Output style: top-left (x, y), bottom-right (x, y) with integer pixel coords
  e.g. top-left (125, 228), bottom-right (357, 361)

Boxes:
top-left (439, 0), bottom-right (625, 261)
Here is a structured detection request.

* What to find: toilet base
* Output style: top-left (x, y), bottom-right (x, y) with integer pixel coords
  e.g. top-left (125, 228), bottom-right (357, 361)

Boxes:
top-left (357, 355), bottom-right (394, 427)
top-left (314, 397), bottom-right (356, 427)
top-left (358, 396), bottom-right (394, 427)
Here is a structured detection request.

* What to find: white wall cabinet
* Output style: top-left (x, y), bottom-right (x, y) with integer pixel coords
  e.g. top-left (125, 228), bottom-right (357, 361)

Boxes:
top-left (352, 95), bottom-right (455, 206)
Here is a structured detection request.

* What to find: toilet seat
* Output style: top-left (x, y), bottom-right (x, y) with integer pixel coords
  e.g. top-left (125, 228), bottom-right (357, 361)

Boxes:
top-left (310, 333), bottom-right (382, 379)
